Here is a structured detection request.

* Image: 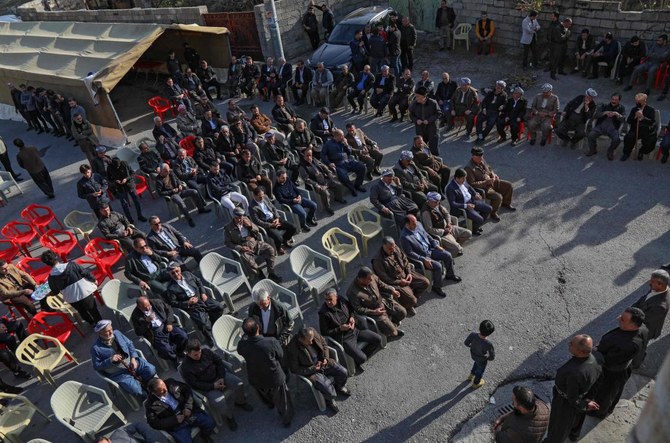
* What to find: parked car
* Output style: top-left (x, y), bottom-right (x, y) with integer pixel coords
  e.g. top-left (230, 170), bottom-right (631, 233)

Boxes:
top-left (308, 6), bottom-right (395, 72)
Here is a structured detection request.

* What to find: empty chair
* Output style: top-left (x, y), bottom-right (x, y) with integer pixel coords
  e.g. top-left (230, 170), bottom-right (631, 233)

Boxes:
top-left (0, 171), bottom-right (23, 202)
top-left (452, 23), bottom-right (472, 51)
top-left (27, 311), bottom-right (84, 347)
top-left (51, 380), bottom-right (127, 443)
top-left (45, 292), bottom-right (84, 325)
top-left (16, 256), bottom-right (52, 285)
top-left (64, 210), bottom-right (97, 242)
top-left (148, 96), bottom-right (174, 121)
top-left (347, 206), bottom-right (383, 256)
top-left (39, 229), bottom-right (83, 262)
top-left (252, 278), bottom-right (304, 326)
top-left (15, 333), bottom-right (79, 385)
top-left (322, 227), bottom-right (360, 279)
top-left (100, 279), bottom-right (145, 327)
top-left (211, 314), bottom-right (245, 365)
top-left (21, 204), bottom-right (63, 235)
top-left (2, 221), bottom-right (37, 257)
top-left (84, 238), bottom-right (123, 279)
top-left (289, 245), bottom-right (339, 306)
top-left (0, 240), bottom-right (19, 262)
top-left (0, 392), bottom-right (51, 443)
top-left (199, 252), bottom-right (249, 313)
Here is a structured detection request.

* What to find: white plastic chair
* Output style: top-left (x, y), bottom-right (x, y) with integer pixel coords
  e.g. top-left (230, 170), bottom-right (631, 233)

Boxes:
top-left (51, 381), bottom-right (127, 443)
top-left (347, 205), bottom-right (383, 256)
top-left (94, 371), bottom-right (141, 412)
top-left (64, 210), bottom-right (97, 242)
top-left (114, 147), bottom-right (141, 173)
top-left (0, 171), bottom-right (22, 203)
top-left (100, 279), bottom-right (145, 328)
top-left (0, 393), bottom-right (51, 443)
top-left (321, 227), bottom-right (361, 279)
top-left (452, 23), bottom-right (472, 50)
top-left (252, 279), bottom-right (304, 326)
top-left (211, 314), bottom-right (245, 366)
top-left (199, 252), bottom-right (248, 313)
top-left (15, 333), bottom-right (78, 385)
top-left (289, 245), bottom-right (339, 306)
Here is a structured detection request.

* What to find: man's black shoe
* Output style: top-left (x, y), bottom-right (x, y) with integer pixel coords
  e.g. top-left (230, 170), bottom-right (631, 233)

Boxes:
top-left (187, 218), bottom-right (196, 227)
top-left (226, 417), bottom-right (238, 431)
top-left (446, 275), bottom-right (462, 283)
top-left (433, 287), bottom-right (447, 298)
top-left (355, 185), bottom-right (366, 193)
top-left (301, 225), bottom-right (311, 232)
top-left (198, 208), bottom-right (212, 214)
top-left (337, 387), bottom-right (351, 397)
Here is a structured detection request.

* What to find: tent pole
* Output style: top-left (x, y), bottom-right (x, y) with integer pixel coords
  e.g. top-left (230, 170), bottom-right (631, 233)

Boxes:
top-left (104, 91), bottom-right (129, 145)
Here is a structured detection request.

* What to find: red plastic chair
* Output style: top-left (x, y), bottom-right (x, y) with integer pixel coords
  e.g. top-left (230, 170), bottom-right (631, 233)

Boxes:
top-left (656, 62), bottom-right (669, 90)
top-left (21, 204), bottom-right (64, 235)
top-left (0, 240), bottom-right (20, 262)
top-left (39, 229), bottom-right (83, 262)
top-left (16, 257), bottom-right (52, 285)
top-left (179, 135), bottom-right (196, 158)
top-left (28, 312), bottom-right (83, 359)
top-left (135, 175), bottom-right (149, 198)
top-left (526, 116), bottom-right (555, 144)
top-left (148, 96), bottom-right (176, 121)
top-left (84, 238), bottom-right (123, 279)
top-left (2, 221), bottom-right (37, 257)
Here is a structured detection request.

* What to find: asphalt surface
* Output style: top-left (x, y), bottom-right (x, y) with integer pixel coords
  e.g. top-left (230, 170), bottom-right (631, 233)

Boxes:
top-left (2, 42), bottom-right (669, 442)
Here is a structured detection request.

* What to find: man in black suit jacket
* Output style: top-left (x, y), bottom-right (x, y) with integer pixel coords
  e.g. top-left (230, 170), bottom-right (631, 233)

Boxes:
top-left (237, 317), bottom-right (294, 427)
top-left (621, 93), bottom-right (657, 161)
top-left (147, 216), bottom-right (203, 264)
top-left (632, 269), bottom-right (669, 367)
top-left (498, 87), bottom-right (528, 145)
top-left (247, 287), bottom-right (294, 347)
top-left (446, 168), bottom-right (492, 235)
top-left (124, 237), bottom-right (170, 297)
top-left (165, 264), bottom-right (223, 346)
top-left (290, 60), bottom-right (313, 106)
top-left (370, 66), bottom-right (396, 117)
top-left (275, 58), bottom-right (293, 99)
top-left (131, 296), bottom-right (188, 363)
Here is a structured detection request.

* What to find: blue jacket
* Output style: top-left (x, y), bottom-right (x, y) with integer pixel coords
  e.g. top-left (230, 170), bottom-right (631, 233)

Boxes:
top-left (274, 179), bottom-right (300, 205)
top-left (91, 330), bottom-right (139, 376)
top-left (446, 179), bottom-right (478, 210)
top-left (399, 223), bottom-right (438, 262)
top-left (321, 139), bottom-right (351, 165)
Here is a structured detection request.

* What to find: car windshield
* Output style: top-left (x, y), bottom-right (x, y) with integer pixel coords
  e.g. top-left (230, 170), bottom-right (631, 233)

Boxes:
top-left (327, 23), bottom-right (364, 45)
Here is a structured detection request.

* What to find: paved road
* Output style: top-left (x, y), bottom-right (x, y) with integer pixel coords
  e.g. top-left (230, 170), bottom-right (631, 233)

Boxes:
top-left (2, 44), bottom-right (669, 442)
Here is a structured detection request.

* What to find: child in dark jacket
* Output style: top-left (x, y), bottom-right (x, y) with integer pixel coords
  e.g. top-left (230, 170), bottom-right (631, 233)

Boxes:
top-left (464, 319), bottom-right (495, 388)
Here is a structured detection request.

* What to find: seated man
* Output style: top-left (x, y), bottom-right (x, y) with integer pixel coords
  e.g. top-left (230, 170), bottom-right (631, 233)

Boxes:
top-left (616, 36), bottom-right (646, 85)
top-left (226, 99), bottom-right (249, 123)
top-left (448, 77), bottom-right (479, 137)
top-left (446, 168), bottom-right (492, 235)
top-left (393, 150), bottom-right (438, 208)
top-left (415, 70), bottom-right (435, 98)
top-left (240, 56), bottom-right (261, 98)
top-left (498, 87), bottom-right (527, 145)
top-left (624, 34), bottom-right (669, 94)
top-left (290, 60), bottom-right (313, 106)
top-left (274, 169), bottom-right (318, 232)
top-left (465, 147), bottom-right (515, 222)
top-left (348, 65), bottom-right (375, 114)
top-left (165, 264), bottom-right (224, 347)
top-left (192, 136), bottom-right (221, 171)
top-left (584, 32), bottom-right (619, 79)
top-left (388, 68), bottom-right (415, 122)
top-left (227, 56), bottom-right (242, 98)
top-left (91, 320), bottom-right (156, 399)
top-left (574, 28), bottom-right (595, 74)
top-left (197, 59), bottom-right (222, 101)
top-left (410, 135), bottom-right (451, 190)
top-left (275, 57), bottom-right (293, 99)
top-left (0, 318), bottom-right (32, 379)
top-left (97, 203), bottom-right (145, 253)
top-left (475, 80), bottom-right (507, 144)
top-left (370, 169), bottom-right (419, 226)
top-left (310, 107), bottom-right (335, 141)
top-left (250, 104), bottom-right (274, 136)
top-left (235, 149), bottom-right (273, 196)
top-left (272, 95), bottom-right (299, 135)
top-left (173, 148), bottom-right (205, 191)
top-left (321, 129), bottom-right (366, 196)
top-left (153, 116), bottom-right (182, 144)
top-left (527, 83), bottom-right (559, 146)
top-left (156, 134), bottom-right (180, 163)
top-left (299, 148), bottom-right (346, 215)
top-left (146, 377), bottom-right (216, 442)
top-left (181, 339), bottom-right (252, 431)
top-left (435, 72), bottom-right (457, 123)
top-left (155, 163), bottom-right (211, 228)
top-left (165, 78), bottom-right (191, 113)
top-left (621, 93), bottom-right (657, 161)
top-left (147, 216), bottom-right (203, 264)
top-left (286, 327), bottom-right (350, 413)
top-left (400, 214), bottom-right (461, 293)
top-left (585, 93), bottom-right (626, 158)
top-left (330, 65), bottom-right (355, 109)
top-left (248, 287), bottom-right (294, 347)
top-left (372, 236), bottom-right (430, 315)
top-left (231, 117), bottom-right (261, 160)
top-left (131, 296), bottom-right (188, 364)
top-left (261, 132), bottom-right (299, 182)
top-left (137, 141), bottom-right (162, 181)
top-left (492, 386), bottom-right (550, 442)
top-left (421, 192), bottom-right (472, 257)
top-left (345, 123), bottom-right (384, 178)
top-left (475, 11), bottom-right (495, 55)
top-left (125, 237), bottom-right (170, 297)
top-left (370, 65), bottom-right (395, 118)
top-left (556, 88), bottom-right (598, 148)
top-left (0, 259), bottom-right (40, 318)
top-left (206, 161), bottom-right (249, 217)
top-left (288, 119), bottom-right (318, 154)
top-left (224, 207), bottom-right (282, 283)
top-left (311, 63), bottom-right (334, 107)
top-left (346, 267), bottom-right (406, 338)
top-left (249, 187), bottom-right (296, 254)
top-left (318, 289), bottom-right (382, 371)
top-left (175, 104), bottom-right (201, 136)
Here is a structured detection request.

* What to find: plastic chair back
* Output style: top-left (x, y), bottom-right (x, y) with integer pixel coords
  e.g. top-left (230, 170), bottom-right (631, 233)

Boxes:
top-left (27, 311), bottom-right (82, 346)
top-left (100, 279), bottom-right (144, 324)
top-left (252, 278), bottom-right (303, 324)
top-left (212, 315), bottom-right (244, 354)
top-left (0, 240), bottom-right (19, 262)
top-left (16, 257), bottom-right (52, 285)
top-left (64, 210), bottom-right (97, 242)
top-left (21, 204), bottom-right (62, 234)
top-left (39, 229), bottom-right (81, 261)
top-left (2, 221), bottom-right (37, 256)
top-left (179, 135), bottom-right (197, 157)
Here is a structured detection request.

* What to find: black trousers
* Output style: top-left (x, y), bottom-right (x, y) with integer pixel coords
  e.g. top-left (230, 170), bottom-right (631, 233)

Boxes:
top-left (70, 294), bottom-right (102, 325)
top-left (307, 31), bottom-right (320, 50)
top-left (176, 246), bottom-right (204, 263)
top-left (592, 366), bottom-right (632, 417)
top-left (29, 168), bottom-right (54, 197)
top-left (401, 47), bottom-right (414, 70)
top-left (0, 152), bottom-right (20, 180)
top-left (0, 349), bottom-right (21, 372)
top-left (522, 38), bottom-right (539, 68)
top-left (545, 387), bottom-right (587, 442)
top-left (311, 363), bottom-right (348, 399)
top-left (623, 129), bottom-right (656, 156)
top-left (342, 329), bottom-right (382, 365)
top-left (266, 220), bottom-right (297, 249)
top-left (255, 383), bottom-right (294, 425)
top-left (415, 123), bottom-right (439, 156)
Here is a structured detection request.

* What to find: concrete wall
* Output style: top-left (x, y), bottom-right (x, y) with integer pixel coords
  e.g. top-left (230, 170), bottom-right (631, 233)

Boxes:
top-left (255, 0), bottom-right (385, 61)
top-left (18, 1), bottom-right (208, 24)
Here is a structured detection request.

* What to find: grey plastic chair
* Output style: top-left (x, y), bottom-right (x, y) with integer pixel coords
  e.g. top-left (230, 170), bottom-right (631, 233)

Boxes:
top-left (199, 252), bottom-right (248, 313)
top-left (251, 278), bottom-right (304, 327)
top-left (100, 279), bottom-right (145, 329)
top-left (289, 245), bottom-right (339, 306)
top-left (211, 315), bottom-right (245, 366)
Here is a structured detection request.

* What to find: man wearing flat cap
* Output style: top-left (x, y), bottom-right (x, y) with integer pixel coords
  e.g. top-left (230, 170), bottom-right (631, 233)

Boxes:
top-left (448, 78), bottom-right (479, 138)
top-left (370, 169), bottom-right (419, 226)
top-left (393, 151), bottom-right (438, 208)
top-left (556, 89), bottom-right (597, 148)
top-left (370, 65), bottom-right (396, 118)
top-left (410, 135), bottom-right (451, 190)
top-left (421, 192), bottom-right (471, 256)
top-left (465, 147), bottom-right (515, 222)
top-left (631, 269), bottom-right (669, 368)
top-left (409, 86), bottom-right (441, 155)
top-left (475, 80), bottom-right (507, 144)
top-left (527, 84), bottom-right (559, 146)
top-left (91, 145), bottom-right (112, 178)
top-left (498, 87), bottom-right (527, 145)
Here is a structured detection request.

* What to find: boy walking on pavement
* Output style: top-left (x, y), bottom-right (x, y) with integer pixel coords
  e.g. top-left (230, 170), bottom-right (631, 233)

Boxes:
top-left (465, 320), bottom-right (495, 388)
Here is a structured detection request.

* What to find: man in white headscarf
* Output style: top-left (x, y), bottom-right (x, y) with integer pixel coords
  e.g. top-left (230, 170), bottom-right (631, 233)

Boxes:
top-left (556, 88), bottom-right (598, 148)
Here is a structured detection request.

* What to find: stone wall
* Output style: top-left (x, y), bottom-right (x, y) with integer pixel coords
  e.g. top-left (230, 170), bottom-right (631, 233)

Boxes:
top-left (18, 0), bottom-right (207, 24)
top-left (254, 0), bottom-right (385, 61)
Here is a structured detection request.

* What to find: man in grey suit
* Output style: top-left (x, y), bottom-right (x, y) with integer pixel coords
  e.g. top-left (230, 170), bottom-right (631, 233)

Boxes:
top-left (369, 169), bottom-right (419, 226)
top-left (147, 216), bottom-right (203, 264)
top-left (632, 269), bottom-right (670, 367)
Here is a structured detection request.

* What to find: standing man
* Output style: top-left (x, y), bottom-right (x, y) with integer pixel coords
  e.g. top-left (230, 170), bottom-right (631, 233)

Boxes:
top-left (409, 87), bottom-right (440, 155)
top-left (475, 11), bottom-right (495, 55)
top-left (13, 138), bottom-right (52, 198)
top-left (237, 317), bottom-right (294, 427)
top-left (71, 113), bottom-right (99, 164)
top-left (0, 136), bottom-right (22, 182)
top-left (620, 93), bottom-right (657, 161)
top-left (435, 0), bottom-right (456, 51)
top-left (303, 5), bottom-right (320, 50)
top-left (585, 93), bottom-right (626, 158)
top-left (544, 334), bottom-right (601, 443)
top-left (77, 163), bottom-right (109, 217)
top-left (589, 308), bottom-right (645, 421)
top-left (520, 10), bottom-right (541, 70)
top-left (320, 4), bottom-right (334, 40)
top-left (400, 16), bottom-right (417, 71)
top-left (632, 270), bottom-right (669, 368)
top-left (465, 147), bottom-right (515, 222)
top-left (549, 18), bottom-right (573, 80)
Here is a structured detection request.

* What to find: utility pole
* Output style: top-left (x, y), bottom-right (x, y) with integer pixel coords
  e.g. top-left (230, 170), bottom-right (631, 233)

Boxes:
top-left (264, 0), bottom-right (285, 60)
